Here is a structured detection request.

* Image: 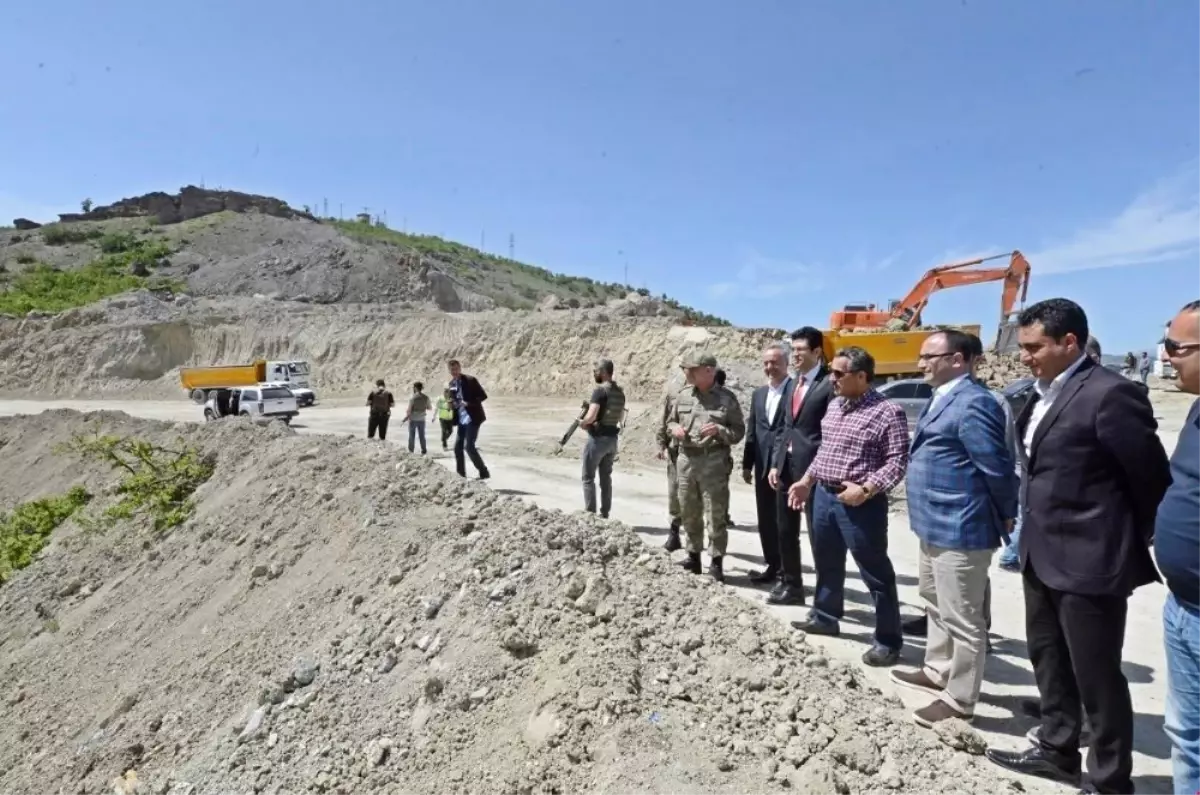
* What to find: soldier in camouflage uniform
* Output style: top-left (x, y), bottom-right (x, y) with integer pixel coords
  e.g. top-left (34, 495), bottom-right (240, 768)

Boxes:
top-left (665, 353), bottom-right (745, 582)
top-left (656, 387), bottom-right (684, 550)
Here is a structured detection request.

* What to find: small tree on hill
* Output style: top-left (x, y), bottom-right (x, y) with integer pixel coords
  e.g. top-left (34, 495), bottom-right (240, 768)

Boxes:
top-left (81, 198), bottom-right (93, 213)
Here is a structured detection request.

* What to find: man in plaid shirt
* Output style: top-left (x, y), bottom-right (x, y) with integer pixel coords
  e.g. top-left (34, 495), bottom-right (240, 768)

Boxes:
top-left (786, 345), bottom-right (910, 667)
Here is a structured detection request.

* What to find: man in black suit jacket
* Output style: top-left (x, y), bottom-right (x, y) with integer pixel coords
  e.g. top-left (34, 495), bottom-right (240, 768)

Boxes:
top-left (742, 344), bottom-right (792, 583)
top-left (984, 299), bottom-right (1171, 794)
top-left (765, 326), bottom-right (836, 606)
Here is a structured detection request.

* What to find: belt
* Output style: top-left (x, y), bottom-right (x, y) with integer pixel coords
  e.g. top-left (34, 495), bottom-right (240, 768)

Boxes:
top-left (818, 482), bottom-right (846, 494)
top-left (680, 445), bottom-right (724, 456)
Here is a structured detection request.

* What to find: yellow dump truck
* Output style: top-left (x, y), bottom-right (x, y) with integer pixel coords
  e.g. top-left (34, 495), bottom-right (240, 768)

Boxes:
top-left (822, 326), bottom-right (983, 379)
top-left (179, 359), bottom-right (317, 406)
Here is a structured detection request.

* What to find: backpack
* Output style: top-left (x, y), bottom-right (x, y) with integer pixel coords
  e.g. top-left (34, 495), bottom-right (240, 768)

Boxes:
top-left (410, 392), bottom-right (431, 414)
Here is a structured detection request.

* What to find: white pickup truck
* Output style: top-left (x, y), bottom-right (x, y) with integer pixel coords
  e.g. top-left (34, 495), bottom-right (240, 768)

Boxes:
top-left (203, 385), bottom-right (299, 424)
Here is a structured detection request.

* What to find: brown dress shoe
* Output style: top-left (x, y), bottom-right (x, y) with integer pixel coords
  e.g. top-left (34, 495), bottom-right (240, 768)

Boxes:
top-left (913, 699), bottom-right (971, 728)
top-left (890, 668), bottom-right (944, 697)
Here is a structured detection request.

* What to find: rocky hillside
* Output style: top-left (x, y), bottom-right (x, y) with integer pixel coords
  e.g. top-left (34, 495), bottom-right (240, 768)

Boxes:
top-left (0, 187), bottom-right (726, 323)
top-left (0, 291), bottom-right (776, 401)
top-left (0, 410), bottom-right (1017, 795)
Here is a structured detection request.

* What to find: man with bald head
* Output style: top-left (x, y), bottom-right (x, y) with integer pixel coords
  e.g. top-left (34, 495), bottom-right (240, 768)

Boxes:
top-left (742, 344), bottom-right (793, 584)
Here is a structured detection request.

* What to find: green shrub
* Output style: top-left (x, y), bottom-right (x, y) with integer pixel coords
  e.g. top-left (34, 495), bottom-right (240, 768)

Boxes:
top-left (98, 231), bottom-right (138, 254)
top-left (0, 486), bottom-right (92, 584)
top-left (41, 225), bottom-right (101, 246)
top-left (64, 431), bottom-right (214, 534)
top-left (0, 239), bottom-right (178, 315)
top-left (0, 263), bottom-right (145, 314)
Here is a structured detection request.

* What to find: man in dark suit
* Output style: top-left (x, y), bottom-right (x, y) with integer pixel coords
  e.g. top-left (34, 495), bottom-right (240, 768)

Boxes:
top-left (741, 344), bottom-right (792, 585)
top-left (984, 298), bottom-right (1171, 794)
top-left (448, 359), bottom-right (491, 480)
top-left (765, 326), bottom-right (835, 606)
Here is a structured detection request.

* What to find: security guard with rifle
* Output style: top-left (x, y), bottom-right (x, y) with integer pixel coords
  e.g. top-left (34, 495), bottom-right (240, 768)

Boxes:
top-left (574, 357), bottom-right (626, 518)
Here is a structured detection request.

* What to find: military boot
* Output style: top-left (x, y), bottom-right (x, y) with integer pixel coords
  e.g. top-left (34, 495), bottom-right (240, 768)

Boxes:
top-left (708, 556), bottom-right (725, 583)
top-left (662, 518), bottom-right (682, 552)
top-left (678, 552), bottom-right (702, 574)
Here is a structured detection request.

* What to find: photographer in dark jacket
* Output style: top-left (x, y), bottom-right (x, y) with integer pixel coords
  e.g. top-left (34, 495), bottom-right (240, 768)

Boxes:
top-left (366, 379), bottom-right (395, 440)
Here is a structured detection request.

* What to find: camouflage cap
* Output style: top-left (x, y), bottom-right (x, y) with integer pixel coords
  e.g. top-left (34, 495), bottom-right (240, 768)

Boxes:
top-left (680, 352), bottom-right (718, 369)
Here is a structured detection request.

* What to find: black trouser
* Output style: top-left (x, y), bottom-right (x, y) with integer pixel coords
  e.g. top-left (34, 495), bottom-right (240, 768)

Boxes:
top-left (368, 412), bottom-right (390, 440)
top-left (752, 469), bottom-right (781, 572)
top-left (1024, 560), bottom-right (1133, 793)
top-left (774, 465), bottom-right (813, 588)
top-left (439, 418), bottom-right (454, 447)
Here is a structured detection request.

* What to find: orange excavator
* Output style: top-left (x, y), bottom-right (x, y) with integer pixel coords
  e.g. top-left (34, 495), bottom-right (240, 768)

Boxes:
top-left (829, 251), bottom-right (1031, 348)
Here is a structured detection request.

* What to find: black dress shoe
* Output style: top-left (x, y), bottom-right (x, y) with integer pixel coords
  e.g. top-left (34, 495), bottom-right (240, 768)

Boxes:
top-left (747, 567), bottom-right (779, 584)
top-left (984, 746), bottom-right (1081, 787)
top-left (902, 615), bottom-right (928, 637)
top-left (766, 584), bottom-right (805, 606)
top-left (862, 645), bottom-right (901, 667)
top-left (790, 617), bottom-right (839, 636)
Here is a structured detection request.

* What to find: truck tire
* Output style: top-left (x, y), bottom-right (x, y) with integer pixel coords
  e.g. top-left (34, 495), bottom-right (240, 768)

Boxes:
top-left (190, 389), bottom-right (207, 405)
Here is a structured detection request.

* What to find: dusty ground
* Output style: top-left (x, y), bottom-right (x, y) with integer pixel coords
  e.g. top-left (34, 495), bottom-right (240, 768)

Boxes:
top-left (1, 386), bottom-right (1190, 794)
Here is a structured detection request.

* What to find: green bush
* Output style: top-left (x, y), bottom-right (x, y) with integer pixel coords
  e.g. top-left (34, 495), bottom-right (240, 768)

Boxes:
top-left (0, 263), bottom-right (146, 314)
top-left (0, 486), bottom-right (93, 584)
top-left (41, 225), bottom-right (102, 246)
top-left (98, 231), bottom-right (138, 253)
top-left (64, 431), bottom-right (214, 534)
top-left (0, 239), bottom-right (179, 315)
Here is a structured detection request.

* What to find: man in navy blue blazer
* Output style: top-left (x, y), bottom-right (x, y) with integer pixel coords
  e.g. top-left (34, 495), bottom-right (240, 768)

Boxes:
top-left (890, 329), bottom-right (1018, 728)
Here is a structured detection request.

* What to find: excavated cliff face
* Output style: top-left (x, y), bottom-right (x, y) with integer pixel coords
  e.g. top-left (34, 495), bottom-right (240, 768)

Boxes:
top-left (0, 292), bottom-right (776, 402)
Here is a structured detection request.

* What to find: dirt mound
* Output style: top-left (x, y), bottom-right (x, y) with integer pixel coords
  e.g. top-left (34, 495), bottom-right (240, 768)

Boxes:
top-left (0, 293), bottom-right (774, 402)
top-left (0, 410), bottom-right (1012, 794)
top-left (974, 352), bottom-right (1028, 390)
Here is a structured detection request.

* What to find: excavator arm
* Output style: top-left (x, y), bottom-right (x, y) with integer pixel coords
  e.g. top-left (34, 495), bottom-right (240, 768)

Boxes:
top-left (830, 251), bottom-right (1031, 332)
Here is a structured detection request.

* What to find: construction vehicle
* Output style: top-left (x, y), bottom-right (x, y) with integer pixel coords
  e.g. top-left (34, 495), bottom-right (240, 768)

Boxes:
top-left (180, 359), bottom-right (317, 406)
top-left (820, 325), bottom-right (984, 381)
top-left (829, 251), bottom-right (1032, 352)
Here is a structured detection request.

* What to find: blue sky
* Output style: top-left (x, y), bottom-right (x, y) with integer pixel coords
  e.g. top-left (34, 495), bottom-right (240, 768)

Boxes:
top-left (1, 0), bottom-right (1196, 353)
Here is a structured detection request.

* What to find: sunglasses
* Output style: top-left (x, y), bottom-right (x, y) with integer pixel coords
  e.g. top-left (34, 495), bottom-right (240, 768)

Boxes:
top-left (829, 369), bottom-right (862, 380)
top-left (1162, 338), bottom-right (1200, 356)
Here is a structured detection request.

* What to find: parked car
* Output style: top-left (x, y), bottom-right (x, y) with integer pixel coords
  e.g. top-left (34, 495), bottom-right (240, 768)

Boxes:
top-left (875, 378), bottom-right (933, 431)
top-left (204, 385), bottom-right (299, 424)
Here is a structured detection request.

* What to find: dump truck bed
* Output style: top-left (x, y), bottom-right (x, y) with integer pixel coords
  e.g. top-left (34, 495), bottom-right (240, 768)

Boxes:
top-left (823, 326), bottom-right (982, 378)
top-left (179, 362), bottom-right (267, 392)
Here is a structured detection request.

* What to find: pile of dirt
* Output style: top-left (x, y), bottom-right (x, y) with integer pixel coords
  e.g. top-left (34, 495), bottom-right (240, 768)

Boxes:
top-left (0, 410), bottom-right (1018, 794)
top-left (0, 292), bottom-right (775, 402)
top-left (974, 352), bottom-right (1028, 390)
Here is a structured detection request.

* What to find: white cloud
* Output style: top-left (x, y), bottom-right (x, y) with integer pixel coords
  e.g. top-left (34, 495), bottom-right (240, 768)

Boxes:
top-left (706, 246), bottom-right (827, 300)
top-left (1026, 163), bottom-right (1200, 274)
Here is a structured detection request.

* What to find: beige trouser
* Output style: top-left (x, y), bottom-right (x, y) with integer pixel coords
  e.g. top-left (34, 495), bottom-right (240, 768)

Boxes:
top-left (919, 541), bottom-right (994, 714)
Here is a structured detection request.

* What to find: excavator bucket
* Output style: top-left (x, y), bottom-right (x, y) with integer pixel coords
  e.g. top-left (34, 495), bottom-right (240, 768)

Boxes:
top-left (995, 313), bottom-right (1022, 353)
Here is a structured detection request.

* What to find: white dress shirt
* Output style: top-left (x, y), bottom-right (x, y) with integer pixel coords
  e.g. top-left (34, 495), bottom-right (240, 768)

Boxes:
top-left (765, 375), bottom-right (791, 424)
top-left (927, 373), bottom-right (970, 415)
top-left (1023, 353), bottom-right (1088, 459)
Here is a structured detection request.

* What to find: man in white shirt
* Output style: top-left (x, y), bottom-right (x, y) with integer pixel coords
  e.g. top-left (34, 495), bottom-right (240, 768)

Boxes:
top-left (742, 345), bottom-right (792, 583)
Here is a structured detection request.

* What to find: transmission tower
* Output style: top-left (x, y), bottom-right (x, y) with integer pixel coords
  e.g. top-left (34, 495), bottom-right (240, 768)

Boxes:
top-left (508, 233), bottom-right (515, 260)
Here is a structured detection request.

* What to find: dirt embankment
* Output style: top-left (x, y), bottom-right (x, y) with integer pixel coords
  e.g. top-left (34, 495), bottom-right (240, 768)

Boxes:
top-left (0, 410), bottom-right (1016, 794)
top-left (0, 291), bottom-right (776, 403)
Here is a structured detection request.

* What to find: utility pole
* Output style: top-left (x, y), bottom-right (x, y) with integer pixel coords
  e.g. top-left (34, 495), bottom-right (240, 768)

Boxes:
top-left (480, 230), bottom-right (485, 251)
top-left (508, 233), bottom-right (515, 260)
top-left (323, 198), bottom-right (328, 217)
top-left (339, 203), bottom-right (343, 220)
